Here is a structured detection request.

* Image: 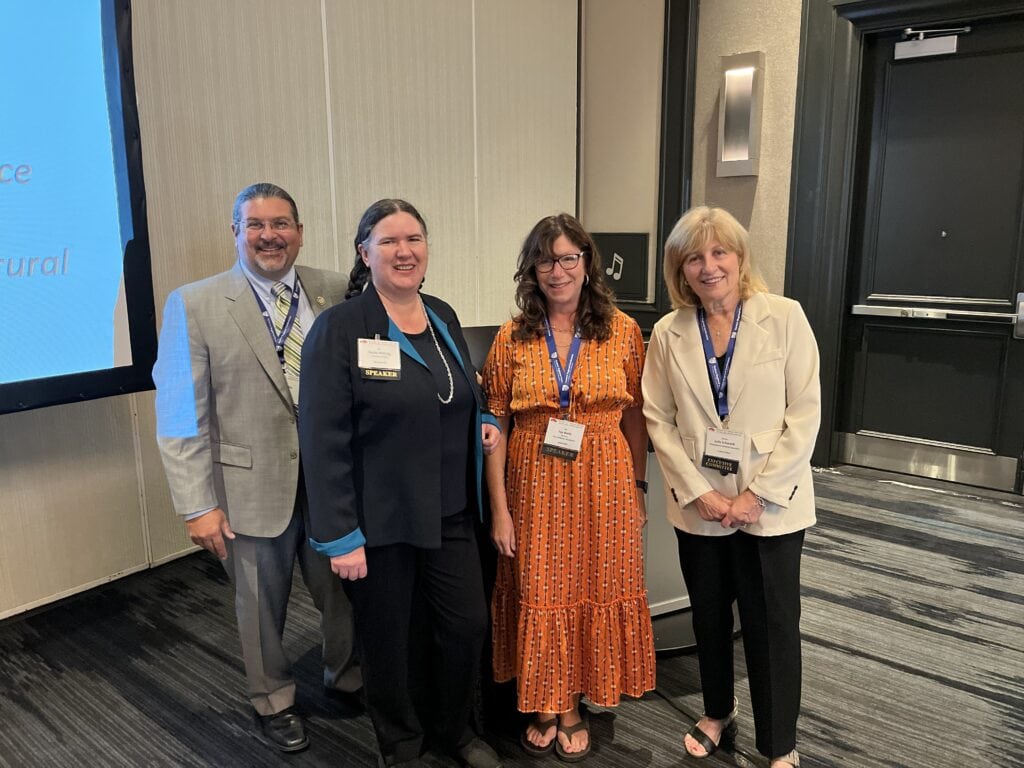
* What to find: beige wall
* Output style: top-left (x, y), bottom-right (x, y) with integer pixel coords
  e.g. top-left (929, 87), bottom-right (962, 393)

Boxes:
top-left (0, 0), bottom-right (577, 619)
top-left (690, 0), bottom-right (803, 292)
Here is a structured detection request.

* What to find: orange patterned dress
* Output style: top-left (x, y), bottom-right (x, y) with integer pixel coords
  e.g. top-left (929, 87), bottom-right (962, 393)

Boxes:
top-left (484, 309), bottom-right (656, 712)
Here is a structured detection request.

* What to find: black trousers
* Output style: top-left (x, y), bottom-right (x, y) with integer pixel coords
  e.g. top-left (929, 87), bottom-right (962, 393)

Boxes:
top-left (676, 528), bottom-right (805, 759)
top-left (344, 511), bottom-right (488, 765)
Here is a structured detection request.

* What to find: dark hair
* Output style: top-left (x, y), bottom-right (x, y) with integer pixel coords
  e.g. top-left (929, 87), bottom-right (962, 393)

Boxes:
top-left (511, 213), bottom-right (615, 341)
top-left (346, 199), bottom-right (428, 299)
top-left (232, 183), bottom-right (299, 226)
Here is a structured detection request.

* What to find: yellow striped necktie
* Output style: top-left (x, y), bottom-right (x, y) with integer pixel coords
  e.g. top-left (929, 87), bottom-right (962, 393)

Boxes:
top-left (271, 281), bottom-right (303, 402)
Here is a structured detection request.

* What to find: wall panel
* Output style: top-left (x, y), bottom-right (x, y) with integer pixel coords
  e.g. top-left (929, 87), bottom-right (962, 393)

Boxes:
top-left (325, 0), bottom-right (477, 310)
top-left (133, 0), bottom-right (337, 302)
top-left (0, 398), bottom-right (146, 618)
top-left (474, 0), bottom-right (579, 326)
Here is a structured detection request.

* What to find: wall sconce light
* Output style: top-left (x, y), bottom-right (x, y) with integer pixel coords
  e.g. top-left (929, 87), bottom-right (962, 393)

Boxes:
top-left (717, 51), bottom-right (765, 177)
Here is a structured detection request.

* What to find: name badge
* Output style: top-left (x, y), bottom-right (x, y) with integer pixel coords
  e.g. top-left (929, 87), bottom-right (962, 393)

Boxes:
top-left (358, 338), bottom-right (401, 380)
top-left (541, 418), bottom-right (586, 460)
top-left (701, 426), bottom-right (744, 475)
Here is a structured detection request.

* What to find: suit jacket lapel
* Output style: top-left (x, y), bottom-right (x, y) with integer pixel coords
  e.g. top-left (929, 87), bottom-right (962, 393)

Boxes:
top-left (725, 293), bottom-right (771, 412)
top-left (360, 284), bottom-right (428, 367)
top-left (425, 297), bottom-right (486, 412)
top-left (424, 303), bottom-right (466, 372)
top-left (359, 287), bottom-right (467, 372)
top-left (224, 263), bottom-right (291, 403)
top-left (667, 308), bottom-right (721, 425)
top-left (295, 266), bottom-right (330, 318)
top-left (387, 317), bottom-right (427, 367)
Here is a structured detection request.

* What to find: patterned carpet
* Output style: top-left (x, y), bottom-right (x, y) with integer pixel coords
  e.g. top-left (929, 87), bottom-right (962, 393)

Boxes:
top-left (0, 467), bottom-right (1021, 767)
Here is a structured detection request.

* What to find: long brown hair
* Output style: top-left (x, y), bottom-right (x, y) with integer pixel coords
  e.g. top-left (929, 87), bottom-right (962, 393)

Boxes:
top-left (511, 213), bottom-right (616, 341)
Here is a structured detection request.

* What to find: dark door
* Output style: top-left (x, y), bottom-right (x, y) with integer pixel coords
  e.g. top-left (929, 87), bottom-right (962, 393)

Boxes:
top-left (838, 17), bottom-right (1024, 492)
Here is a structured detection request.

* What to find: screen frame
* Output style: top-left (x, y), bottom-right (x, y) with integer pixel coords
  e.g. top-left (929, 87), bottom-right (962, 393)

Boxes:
top-left (1, 0), bottom-right (156, 416)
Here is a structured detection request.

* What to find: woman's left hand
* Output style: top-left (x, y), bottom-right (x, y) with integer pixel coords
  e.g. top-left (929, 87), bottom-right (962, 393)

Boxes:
top-left (491, 509), bottom-right (516, 556)
top-left (481, 423), bottom-right (500, 455)
top-left (635, 491), bottom-right (648, 529)
top-left (724, 490), bottom-right (763, 529)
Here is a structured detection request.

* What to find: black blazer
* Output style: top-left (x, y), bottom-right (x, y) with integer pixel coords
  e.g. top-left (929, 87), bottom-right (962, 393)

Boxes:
top-left (299, 284), bottom-right (490, 553)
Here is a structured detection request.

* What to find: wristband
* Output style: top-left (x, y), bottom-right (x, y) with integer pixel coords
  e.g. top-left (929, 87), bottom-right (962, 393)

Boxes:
top-left (635, 480), bottom-right (649, 494)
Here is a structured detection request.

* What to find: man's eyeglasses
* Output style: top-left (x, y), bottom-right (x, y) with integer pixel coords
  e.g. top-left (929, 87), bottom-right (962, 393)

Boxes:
top-left (535, 253), bottom-right (583, 273)
top-left (243, 218), bottom-right (297, 232)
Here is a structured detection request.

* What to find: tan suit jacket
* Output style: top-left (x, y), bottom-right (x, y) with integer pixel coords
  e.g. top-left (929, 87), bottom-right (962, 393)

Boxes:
top-left (642, 292), bottom-right (821, 537)
top-left (153, 262), bottom-right (346, 537)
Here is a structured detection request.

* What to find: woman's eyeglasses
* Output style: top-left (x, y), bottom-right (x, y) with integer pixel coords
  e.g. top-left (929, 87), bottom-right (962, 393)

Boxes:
top-left (535, 253), bottom-right (583, 273)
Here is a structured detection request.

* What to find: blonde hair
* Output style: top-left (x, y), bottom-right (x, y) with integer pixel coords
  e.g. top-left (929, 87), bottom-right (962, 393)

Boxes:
top-left (662, 206), bottom-right (767, 309)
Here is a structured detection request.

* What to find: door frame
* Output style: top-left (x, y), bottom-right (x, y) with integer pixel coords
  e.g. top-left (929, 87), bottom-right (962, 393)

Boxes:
top-left (786, 0), bottom-right (1024, 467)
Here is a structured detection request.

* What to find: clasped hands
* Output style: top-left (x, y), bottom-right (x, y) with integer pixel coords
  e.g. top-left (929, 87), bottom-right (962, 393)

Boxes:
top-left (694, 489), bottom-right (763, 529)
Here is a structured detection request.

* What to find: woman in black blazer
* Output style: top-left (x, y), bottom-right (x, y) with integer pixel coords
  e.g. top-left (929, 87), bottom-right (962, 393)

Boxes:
top-left (299, 199), bottom-right (501, 768)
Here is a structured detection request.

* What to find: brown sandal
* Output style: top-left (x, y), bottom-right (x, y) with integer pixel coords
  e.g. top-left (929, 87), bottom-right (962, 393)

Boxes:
top-left (520, 715), bottom-right (558, 757)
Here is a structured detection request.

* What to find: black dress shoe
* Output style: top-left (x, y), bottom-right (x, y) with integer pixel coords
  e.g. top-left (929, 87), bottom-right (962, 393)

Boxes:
top-left (376, 757), bottom-right (430, 768)
top-left (255, 706), bottom-right (309, 752)
top-left (455, 737), bottom-right (505, 768)
top-left (324, 686), bottom-right (366, 716)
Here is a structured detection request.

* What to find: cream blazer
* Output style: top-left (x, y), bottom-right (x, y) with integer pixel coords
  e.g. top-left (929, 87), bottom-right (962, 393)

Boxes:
top-left (642, 292), bottom-right (820, 537)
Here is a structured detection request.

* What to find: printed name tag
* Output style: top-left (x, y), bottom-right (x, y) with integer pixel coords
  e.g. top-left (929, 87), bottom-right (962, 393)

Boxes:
top-left (541, 418), bottom-right (586, 460)
top-left (358, 338), bottom-right (401, 380)
top-left (701, 426), bottom-right (744, 475)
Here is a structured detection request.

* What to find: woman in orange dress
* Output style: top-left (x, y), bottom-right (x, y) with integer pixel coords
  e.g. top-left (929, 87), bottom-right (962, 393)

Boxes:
top-left (484, 214), bottom-right (656, 762)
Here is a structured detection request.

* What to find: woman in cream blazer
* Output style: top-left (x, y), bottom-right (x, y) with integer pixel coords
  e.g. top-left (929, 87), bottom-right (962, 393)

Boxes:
top-left (642, 206), bottom-right (820, 768)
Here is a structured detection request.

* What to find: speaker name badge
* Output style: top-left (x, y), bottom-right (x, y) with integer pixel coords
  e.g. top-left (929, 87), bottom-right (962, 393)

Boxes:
top-left (358, 337), bottom-right (401, 380)
top-left (541, 418), bottom-right (586, 460)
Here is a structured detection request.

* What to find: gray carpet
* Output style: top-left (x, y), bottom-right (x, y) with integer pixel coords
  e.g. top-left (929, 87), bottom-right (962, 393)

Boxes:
top-left (0, 467), bottom-right (1021, 767)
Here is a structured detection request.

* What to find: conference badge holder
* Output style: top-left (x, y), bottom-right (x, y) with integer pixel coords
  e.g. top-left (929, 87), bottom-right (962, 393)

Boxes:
top-left (701, 426), bottom-right (743, 475)
top-left (358, 337), bottom-right (401, 380)
top-left (542, 417), bottom-right (586, 461)
top-left (540, 318), bottom-right (585, 459)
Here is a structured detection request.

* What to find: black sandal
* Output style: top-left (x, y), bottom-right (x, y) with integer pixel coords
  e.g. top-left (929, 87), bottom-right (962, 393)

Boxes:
top-left (554, 715), bottom-right (590, 763)
top-left (520, 715), bottom-right (558, 757)
top-left (683, 699), bottom-right (738, 759)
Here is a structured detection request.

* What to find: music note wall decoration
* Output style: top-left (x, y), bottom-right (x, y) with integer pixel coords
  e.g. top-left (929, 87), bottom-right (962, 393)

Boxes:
top-left (592, 232), bottom-right (648, 302)
top-left (606, 253), bottom-right (624, 281)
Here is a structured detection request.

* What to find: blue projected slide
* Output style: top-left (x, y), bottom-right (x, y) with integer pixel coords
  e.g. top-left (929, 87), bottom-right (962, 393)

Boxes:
top-left (0, 0), bottom-right (133, 385)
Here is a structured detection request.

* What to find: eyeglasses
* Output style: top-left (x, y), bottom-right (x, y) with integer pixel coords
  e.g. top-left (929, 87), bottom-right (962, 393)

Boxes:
top-left (535, 253), bottom-right (583, 273)
top-left (242, 218), bottom-right (297, 232)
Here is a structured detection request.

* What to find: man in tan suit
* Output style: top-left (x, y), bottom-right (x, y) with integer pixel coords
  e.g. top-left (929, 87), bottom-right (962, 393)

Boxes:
top-left (153, 183), bottom-right (360, 752)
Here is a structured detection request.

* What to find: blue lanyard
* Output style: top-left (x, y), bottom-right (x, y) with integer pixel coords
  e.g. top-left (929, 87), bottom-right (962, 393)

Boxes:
top-left (543, 318), bottom-right (583, 411)
top-left (249, 279), bottom-right (301, 366)
top-left (697, 303), bottom-right (742, 422)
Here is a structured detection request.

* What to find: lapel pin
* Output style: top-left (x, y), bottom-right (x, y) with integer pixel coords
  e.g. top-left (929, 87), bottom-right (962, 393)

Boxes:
top-left (316, 295), bottom-right (326, 306)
